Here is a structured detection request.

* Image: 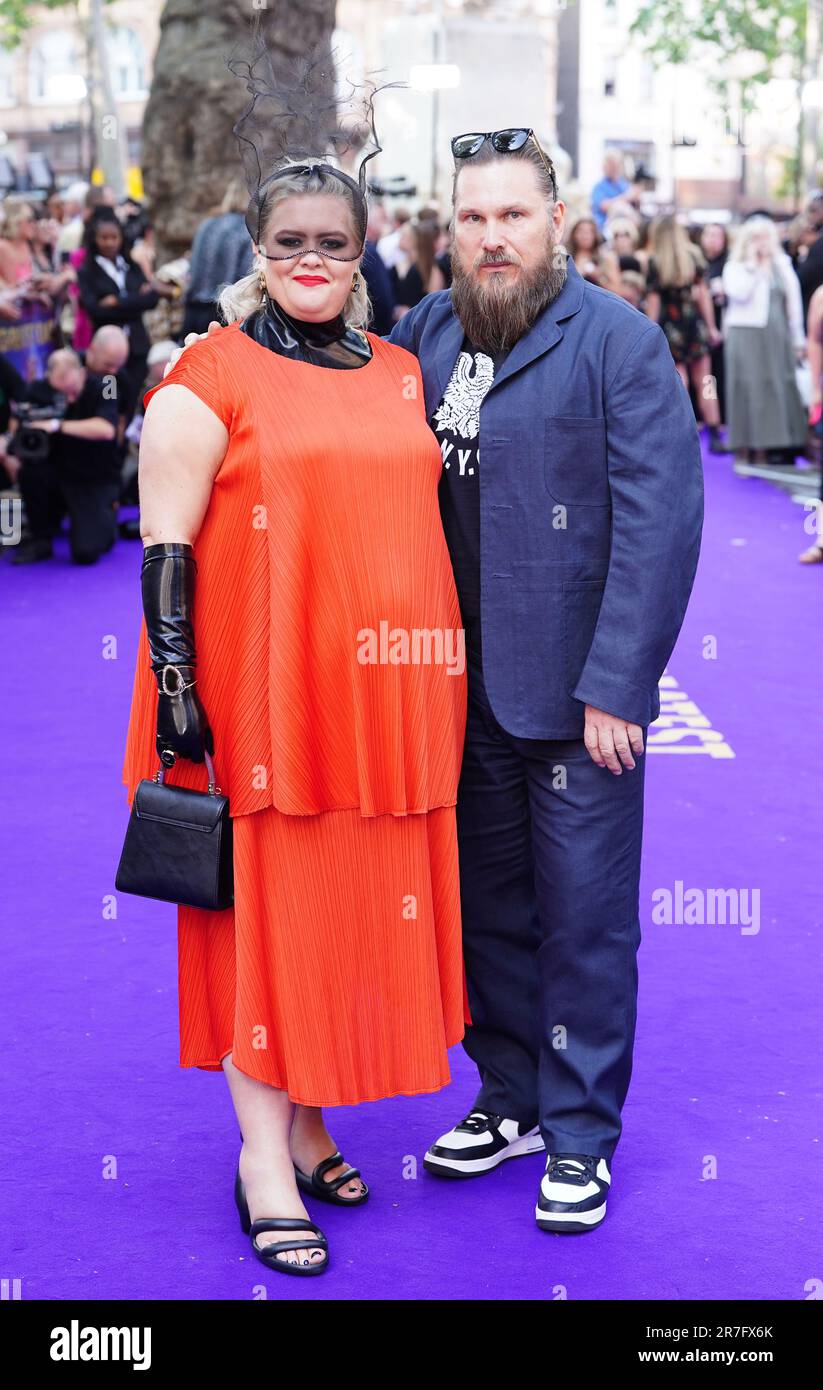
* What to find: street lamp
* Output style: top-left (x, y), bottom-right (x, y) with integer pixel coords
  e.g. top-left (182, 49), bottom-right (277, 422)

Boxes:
top-left (408, 63), bottom-right (461, 91)
top-left (409, 63), bottom-right (461, 200)
top-left (49, 73), bottom-right (88, 176)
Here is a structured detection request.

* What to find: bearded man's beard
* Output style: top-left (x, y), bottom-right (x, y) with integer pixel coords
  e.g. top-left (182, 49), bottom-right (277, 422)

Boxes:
top-left (449, 236), bottom-right (568, 354)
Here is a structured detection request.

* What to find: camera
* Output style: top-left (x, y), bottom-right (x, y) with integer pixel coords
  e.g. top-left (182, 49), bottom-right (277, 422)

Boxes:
top-left (7, 396), bottom-right (67, 464)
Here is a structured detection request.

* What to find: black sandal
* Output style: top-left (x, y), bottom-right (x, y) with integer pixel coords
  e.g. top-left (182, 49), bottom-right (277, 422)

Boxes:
top-left (293, 1151), bottom-right (369, 1206)
top-left (234, 1166), bottom-right (329, 1276)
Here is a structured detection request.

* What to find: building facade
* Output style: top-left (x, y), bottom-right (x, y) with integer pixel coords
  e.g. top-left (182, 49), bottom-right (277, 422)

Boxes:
top-left (0, 1), bottom-right (161, 192)
top-left (0, 0), bottom-right (800, 216)
top-left (558, 0), bottom-right (800, 221)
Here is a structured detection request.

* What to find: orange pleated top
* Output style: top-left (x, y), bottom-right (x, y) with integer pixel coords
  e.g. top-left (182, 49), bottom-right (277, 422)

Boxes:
top-left (121, 322), bottom-right (467, 819)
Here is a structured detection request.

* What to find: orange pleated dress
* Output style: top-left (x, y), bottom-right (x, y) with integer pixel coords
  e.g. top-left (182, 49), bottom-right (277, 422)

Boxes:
top-left (121, 321), bottom-right (472, 1106)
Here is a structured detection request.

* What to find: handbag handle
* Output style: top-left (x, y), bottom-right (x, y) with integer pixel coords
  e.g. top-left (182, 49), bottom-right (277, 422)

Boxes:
top-left (153, 748), bottom-right (222, 796)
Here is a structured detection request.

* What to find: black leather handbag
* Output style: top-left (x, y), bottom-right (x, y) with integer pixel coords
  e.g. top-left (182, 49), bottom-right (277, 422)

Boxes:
top-left (115, 750), bottom-right (234, 910)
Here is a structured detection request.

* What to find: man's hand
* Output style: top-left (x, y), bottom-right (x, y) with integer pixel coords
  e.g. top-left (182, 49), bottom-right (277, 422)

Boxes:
top-left (164, 321), bottom-right (222, 376)
top-left (583, 704), bottom-right (645, 773)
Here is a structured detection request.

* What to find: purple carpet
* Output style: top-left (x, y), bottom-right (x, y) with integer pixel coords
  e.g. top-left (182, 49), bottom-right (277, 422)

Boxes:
top-left (2, 441), bottom-right (820, 1301)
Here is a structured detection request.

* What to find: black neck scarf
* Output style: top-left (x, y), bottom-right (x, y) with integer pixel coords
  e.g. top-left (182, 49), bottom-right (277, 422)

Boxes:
top-left (240, 292), bottom-right (373, 369)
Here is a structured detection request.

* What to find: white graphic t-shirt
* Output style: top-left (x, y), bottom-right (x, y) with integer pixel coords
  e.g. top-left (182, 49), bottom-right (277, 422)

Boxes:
top-left (432, 338), bottom-right (508, 657)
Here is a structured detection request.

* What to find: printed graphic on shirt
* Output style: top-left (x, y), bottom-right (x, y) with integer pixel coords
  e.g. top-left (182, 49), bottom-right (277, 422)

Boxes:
top-left (431, 343), bottom-right (498, 652)
top-left (432, 349), bottom-right (495, 474)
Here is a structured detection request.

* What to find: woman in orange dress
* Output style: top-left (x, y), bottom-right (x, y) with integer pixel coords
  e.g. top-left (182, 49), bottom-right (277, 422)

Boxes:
top-left (120, 157), bottom-right (469, 1275)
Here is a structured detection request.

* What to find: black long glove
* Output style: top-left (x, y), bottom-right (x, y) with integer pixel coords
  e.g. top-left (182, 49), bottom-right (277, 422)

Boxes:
top-left (140, 541), bottom-right (214, 767)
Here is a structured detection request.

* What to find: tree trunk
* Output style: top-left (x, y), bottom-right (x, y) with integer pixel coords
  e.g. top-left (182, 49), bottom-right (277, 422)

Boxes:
top-left (141, 0), bottom-right (337, 260)
top-left (88, 0), bottom-right (130, 197)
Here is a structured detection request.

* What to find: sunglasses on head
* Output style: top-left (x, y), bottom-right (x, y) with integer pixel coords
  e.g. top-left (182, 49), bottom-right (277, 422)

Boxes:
top-left (451, 128), bottom-right (557, 199)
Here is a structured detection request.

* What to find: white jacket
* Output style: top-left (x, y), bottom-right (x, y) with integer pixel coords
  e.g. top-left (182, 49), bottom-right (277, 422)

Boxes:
top-left (722, 252), bottom-right (805, 348)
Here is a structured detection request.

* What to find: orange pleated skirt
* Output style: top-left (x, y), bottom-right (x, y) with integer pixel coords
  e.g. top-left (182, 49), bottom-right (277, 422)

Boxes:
top-left (177, 801), bottom-right (471, 1107)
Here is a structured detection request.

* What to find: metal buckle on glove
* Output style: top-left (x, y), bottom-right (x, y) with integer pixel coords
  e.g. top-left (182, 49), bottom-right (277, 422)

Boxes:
top-left (159, 664), bottom-right (197, 696)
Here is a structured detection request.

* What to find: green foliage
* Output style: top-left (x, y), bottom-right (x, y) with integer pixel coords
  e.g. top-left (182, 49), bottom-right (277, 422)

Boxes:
top-left (630, 0), bottom-right (808, 107)
top-left (774, 148), bottom-right (801, 196)
top-left (0, 0), bottom-right (114, 50)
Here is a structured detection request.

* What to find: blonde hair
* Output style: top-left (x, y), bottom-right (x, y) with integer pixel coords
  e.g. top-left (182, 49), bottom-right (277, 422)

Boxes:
top-left (0, 197), bottom-right (35, 240)
top-left (605, 216), bottom-right (639, 248)
top-left (217, 162), bottom-right (370, 330)
top-left (650, 214), bottom-right (704, 288)
top-left (729, 215), bottom-right (780, 264)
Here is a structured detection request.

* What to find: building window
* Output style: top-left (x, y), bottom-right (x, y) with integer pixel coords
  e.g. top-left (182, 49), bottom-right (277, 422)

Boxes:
top-left (106, 26), bottom-right (147, 98)
top-left (29, 29), bottom-right (82, 102)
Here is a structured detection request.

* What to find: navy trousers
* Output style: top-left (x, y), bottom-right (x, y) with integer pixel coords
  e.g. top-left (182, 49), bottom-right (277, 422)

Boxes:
top-left (457, 648), bottom-right (646, 1161)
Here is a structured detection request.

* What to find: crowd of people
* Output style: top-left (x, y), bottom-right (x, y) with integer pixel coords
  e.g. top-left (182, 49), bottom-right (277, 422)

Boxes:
top-left (579, 153), bottom-right (823, 561)
top-left (1, 154), bottom-right (823, 566)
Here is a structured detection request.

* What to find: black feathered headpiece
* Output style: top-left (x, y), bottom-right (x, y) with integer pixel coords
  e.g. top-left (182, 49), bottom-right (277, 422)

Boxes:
top-left (226, 14), bottom-right (402, 247)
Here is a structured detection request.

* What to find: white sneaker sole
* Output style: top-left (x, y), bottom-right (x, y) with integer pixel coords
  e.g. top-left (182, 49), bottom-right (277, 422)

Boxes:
top-left (535, 1199), bottom-right (607, 1233)
top-left (424, 1129), bottom-right (545, 1178)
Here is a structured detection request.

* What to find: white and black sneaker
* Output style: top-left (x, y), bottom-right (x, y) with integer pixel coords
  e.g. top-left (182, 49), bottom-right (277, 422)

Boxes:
top-left (535, 1153), bottom-right (611, 1232)
top-left (423, 1108), bottom-right (544, 1178)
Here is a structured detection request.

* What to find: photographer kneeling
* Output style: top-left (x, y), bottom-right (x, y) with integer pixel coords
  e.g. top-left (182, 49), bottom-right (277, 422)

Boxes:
top-left (10, 348), bottom-right (120, 566)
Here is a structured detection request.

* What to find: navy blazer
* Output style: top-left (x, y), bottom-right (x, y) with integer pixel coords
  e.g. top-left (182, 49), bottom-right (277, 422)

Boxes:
top-left (386, 255), bottom-right (704, 737)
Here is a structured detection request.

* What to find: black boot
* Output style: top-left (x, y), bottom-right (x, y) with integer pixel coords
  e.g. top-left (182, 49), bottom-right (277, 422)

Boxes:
top-left (140, 541), bottom-right (214, 766)
top-left (10, 537), bottom-right (54, 565)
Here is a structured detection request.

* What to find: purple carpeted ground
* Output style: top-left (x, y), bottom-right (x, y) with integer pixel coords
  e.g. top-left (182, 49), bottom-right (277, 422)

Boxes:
top-left (2, 441), bottom-right (821, 1302)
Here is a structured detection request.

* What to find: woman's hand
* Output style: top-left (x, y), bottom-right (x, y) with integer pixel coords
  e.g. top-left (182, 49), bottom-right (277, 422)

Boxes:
top-left (156, 679), bottom-right (214, 766)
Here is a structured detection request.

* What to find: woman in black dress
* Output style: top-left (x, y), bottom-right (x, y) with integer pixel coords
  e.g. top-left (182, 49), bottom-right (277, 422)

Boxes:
top-left (389, 218), bottom-right (445, 321)
top-left (77, 211), bottom-right (162, 413)
top-left (644, 215), bottom-right (725, 452)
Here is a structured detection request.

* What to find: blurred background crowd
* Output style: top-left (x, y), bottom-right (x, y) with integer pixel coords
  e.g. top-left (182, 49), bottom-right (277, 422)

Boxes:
top-left (2, 0), bottom-right (823, 567)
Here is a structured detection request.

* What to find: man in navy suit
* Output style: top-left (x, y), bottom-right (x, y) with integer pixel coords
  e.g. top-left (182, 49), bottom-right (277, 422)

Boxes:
top-left (388, 132), bottom-right (703, 1232)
